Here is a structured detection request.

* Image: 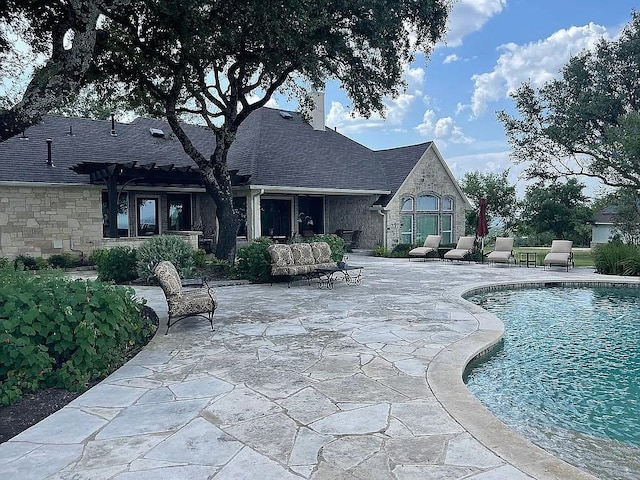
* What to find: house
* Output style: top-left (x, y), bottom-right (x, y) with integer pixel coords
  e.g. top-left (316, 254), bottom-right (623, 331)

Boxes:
top-left (591, 205), bottom-right (617, 247)
top-left (0, 98), bottom-right (471, 259)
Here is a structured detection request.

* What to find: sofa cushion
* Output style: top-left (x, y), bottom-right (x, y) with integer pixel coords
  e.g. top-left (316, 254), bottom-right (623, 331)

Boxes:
top-left (311, 242), bottom-right (333, 264)
top-left (268, 244), bottom-right (294, 268)
top-left (290, 243), bottom-right (316, 265)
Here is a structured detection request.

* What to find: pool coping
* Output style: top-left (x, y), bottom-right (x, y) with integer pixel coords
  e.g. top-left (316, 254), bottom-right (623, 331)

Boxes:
top-left (429, 278), bottom-right (640, 480)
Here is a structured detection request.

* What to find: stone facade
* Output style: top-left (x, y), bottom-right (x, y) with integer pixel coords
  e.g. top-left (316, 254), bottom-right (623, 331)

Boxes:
top-left (0, 184), bottom-right (103, 258)
top-left (325, 195), bottom-right (383, 250)
top-left (384, 146), bottom-right (468, 250)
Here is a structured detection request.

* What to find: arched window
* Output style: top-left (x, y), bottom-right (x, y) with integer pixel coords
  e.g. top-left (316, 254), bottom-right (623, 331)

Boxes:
top-left (400, 194), bottom-right (454, 244)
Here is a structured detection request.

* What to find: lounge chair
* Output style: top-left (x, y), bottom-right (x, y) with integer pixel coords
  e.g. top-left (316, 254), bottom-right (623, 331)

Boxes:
top-left (408, 235), bottom-right (441, 261)
top-left (486, 237), bottom-right (515, 265)
top-left (154, 261), bottom-right (217, 334)
top-left (543, 240), bottom-right (574, 271)
top-left (444, 236), bottom-right (476, 262)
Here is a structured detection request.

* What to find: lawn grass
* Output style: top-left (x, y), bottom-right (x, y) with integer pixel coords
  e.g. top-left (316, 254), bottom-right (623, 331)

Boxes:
top-left (512, 246), bottom-right (594, 267)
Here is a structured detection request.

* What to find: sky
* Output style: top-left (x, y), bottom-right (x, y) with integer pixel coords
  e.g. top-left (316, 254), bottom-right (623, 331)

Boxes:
top-left (270, 0), bottom-right (639, 198)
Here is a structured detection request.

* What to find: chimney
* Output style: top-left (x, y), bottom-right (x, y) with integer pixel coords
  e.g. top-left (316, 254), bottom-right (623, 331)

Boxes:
top-left (46, 138), bottom-right (54, 167)
top-left (110, 114), bottom-right (118, 137)
top-left (310, 91), bottom-right (325, 131)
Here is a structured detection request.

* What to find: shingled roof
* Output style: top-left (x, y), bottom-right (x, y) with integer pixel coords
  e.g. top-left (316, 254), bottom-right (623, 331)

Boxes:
top-left (0, 107), bottom-right (431, 197)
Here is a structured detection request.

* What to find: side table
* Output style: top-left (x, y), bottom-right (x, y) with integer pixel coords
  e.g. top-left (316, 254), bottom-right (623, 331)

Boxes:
top-left (519, 252), bottom-right (537, 267)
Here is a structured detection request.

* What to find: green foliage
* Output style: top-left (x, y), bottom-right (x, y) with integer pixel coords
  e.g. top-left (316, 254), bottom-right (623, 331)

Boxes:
top-left (192, 248), bottom-right (208, 268)
top-left (14, 254), bottom-right (38, 271)
top-left (0, 271), bottom-right (155, 405)
top-left (91, 247), bottom-right (138, 283)
top-left (136, 236), bottom-right (195, 284)
top-left (374, 245), bottom-right (388, 257)
top-left (236, 237), bottom-right (273, 283)
top-left (311, 234), bottom-right (345, 261)
top-left (593, 242), bottom-right (640, 275)
top-left (516, 179), bottom-right (592, 246)
top-left (0, 257), bottom-right (9, 269)
top-left (498, 12), bottom-right (640, 189)
top-left (460, 170), bottom-right (518, 232)
top-left (390, 243), bottom-right (418, 258)
top-left (47, 253), bottom-right (82, 269)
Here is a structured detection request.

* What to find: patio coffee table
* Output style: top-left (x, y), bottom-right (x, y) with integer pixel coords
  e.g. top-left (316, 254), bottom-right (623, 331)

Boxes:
top-left (314, 265), bottom-right (363, 289)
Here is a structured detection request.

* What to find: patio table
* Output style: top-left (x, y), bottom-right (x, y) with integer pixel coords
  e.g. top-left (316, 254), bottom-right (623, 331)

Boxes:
top-left (314, 265), bottom-right (363, 289)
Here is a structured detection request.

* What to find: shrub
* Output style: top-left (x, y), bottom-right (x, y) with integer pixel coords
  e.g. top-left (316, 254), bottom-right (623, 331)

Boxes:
top-left (48, 253), bottom-right (82, 269)
top-left (192, 248), bottom-right (208, 268)
top-left (311, 234), bottom-right (345, 261)
top-left (0, 271), bottom-right (155, 405)
top-left (594, 242), bottom-right (640, 275)
top-left (389, 243), bottom-right (417, 258)
top-left (136, 235), bottom-right (195, 283)
top-left (236, 237), bottom-right (273, 283)
top-left (373, 245), bottom-right (388, 257)
top-left (14, 254), bottom-right (38, 271)
top-left (91, 247), bottom-right (138, 283)
top-left (0, 257), bottom-right (9, 269)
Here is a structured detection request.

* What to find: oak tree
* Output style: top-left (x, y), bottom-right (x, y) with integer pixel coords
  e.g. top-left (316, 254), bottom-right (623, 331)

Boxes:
top-left (96, 0), bottom-right (450, 260)
top-left (498, 12), bottom-right (640, 191)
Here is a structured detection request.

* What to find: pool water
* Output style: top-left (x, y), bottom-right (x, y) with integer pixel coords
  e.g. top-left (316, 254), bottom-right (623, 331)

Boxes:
top-left (465, 286), bottom-right (640, 480)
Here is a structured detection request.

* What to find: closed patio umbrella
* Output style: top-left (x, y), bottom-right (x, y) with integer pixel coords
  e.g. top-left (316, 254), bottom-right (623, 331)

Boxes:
top-left (476, 197), bottom-right (488, 260)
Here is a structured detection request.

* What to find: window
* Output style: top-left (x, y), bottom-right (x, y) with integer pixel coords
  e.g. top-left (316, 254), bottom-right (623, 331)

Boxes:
top-left (168, 194), bottom-right (192, 231)
top-left (233, 196), bottom-right (247, 237)
top-left (416, 195), bottom-right (438, 211)
top-left (137, 197), bottom-right (159, 236)
top-left (102, 192), bottom-right (129, 237)
top-left (400, 194), bottom-right (454, 244)
top-left (401, 214), bottom-right (413, 244)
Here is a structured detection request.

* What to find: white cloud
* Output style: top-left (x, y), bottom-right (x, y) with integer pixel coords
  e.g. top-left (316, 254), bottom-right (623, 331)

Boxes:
top-left (405, 66), bottom-right (425, 88)
top-left (415, 109), bottom-right (474, 144)
top-left (443, 54), bottom-right (461, 64)
top-left (326, 62), bottom-right (423, 133)
top-left (326, 91), bottom-right (417, 133)
top-left (443, 0), bottom-right (507, 48)
top-left (470, 22), bottom-right (609, 117)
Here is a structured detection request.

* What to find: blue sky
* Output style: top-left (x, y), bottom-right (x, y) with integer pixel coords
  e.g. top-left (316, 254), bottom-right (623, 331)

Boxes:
top-left (272, 0), bottom-right (638, 197)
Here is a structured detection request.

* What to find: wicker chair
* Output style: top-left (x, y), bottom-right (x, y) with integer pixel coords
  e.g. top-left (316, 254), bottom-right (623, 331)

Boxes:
top-left (154, 261), bottom-right (217, 334)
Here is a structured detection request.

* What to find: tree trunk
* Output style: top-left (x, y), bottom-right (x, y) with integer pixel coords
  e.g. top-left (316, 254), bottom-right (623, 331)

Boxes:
top-left (200, 134), bottom-right (240, 263)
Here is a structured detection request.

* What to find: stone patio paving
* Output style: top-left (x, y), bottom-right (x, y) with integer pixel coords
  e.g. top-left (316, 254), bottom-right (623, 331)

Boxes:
top-left (1, 254), bottom-right (624, 479)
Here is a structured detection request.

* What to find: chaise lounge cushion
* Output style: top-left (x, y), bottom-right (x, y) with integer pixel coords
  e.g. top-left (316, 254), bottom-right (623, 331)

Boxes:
top-left (544, 240), bottom-right (573, 270)
top-left (487, 237), bottom-right (514, 264)
top-left (444, 236), bottom-right (476, 261)
top-left (409, 235), bottom-right (441, 259)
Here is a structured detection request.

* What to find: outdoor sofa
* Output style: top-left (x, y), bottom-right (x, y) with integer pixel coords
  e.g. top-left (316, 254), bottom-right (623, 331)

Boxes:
top-left (268, 241), bottom-right (336, 285)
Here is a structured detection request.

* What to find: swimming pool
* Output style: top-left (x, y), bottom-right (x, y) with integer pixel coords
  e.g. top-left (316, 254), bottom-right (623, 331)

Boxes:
top-left (464, 285), bottom-right (640, 480)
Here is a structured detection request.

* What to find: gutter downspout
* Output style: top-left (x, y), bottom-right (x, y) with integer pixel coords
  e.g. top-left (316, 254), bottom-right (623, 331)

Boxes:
top-left (379, 208), bottom-right (387, 251)
top-left (251, 188), bottom-right (264, 240)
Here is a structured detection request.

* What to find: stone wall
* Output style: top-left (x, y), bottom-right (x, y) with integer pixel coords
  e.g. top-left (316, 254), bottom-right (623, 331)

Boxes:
top-left (384, 147), bottom-right (468, 250)
top-left (325, 195), bottom-right (383, 250)
top-left (0, 184), bottom-right (103, 258)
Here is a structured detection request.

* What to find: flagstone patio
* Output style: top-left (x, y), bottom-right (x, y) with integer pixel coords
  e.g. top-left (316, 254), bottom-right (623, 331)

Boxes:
top-left (1, 254), bottom-right (621, 479)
